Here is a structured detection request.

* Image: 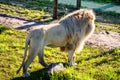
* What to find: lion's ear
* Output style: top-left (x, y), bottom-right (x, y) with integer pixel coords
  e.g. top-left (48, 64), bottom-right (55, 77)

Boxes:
top-left (90, 15), bottom-right (94, 20)
top-left (86, 10), bottom-right (95, 20)
top-left (78, 15), bottom-right (82, 19)
top-left (90, 12), bottom-right (96, 20)
top-left (88, 14), bottom-right (95, 21)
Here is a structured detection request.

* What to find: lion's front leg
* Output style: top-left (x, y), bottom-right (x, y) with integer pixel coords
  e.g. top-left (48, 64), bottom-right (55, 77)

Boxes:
top-left (68, 50), bottom-right (77, 66)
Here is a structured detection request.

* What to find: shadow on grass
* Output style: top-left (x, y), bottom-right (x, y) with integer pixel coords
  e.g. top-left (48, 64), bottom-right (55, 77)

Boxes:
top-left (12, 68), bottom-right (50, 80)
top-left (94, 49), bottom-right (120, 66)
top-left (12, 62), bottom-right (68, 80)
top-left (77, 48), bottom-right (120, 66)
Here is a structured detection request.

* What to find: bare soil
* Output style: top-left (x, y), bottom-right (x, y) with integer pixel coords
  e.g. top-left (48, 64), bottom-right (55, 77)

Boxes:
top-left (86, 30), bottom-right (120, 49)
top-left (0, 14), bottom-right (120, 50)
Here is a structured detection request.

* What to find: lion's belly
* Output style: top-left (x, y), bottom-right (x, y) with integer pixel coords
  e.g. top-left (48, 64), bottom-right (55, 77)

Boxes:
top-left (45, 35), bottom-right (67, 47)
top-left (50, 39), bottom-right (66, 47)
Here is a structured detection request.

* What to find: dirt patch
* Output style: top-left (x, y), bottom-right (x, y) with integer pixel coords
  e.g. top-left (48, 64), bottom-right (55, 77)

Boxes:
top-left (0, 14), bottom-right (120, 50)
top-left (86, 30), bottom-right (120, 49)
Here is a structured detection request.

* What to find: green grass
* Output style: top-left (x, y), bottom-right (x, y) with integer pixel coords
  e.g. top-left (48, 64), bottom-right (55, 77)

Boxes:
top-left (0, 25), bottom-right (120, 80)
top-left (95, 22), bottom-right (120, 33)
top-left (104, 25), bottom-right (120, 33)
top-left (0, 0), bottom-right (52, 21)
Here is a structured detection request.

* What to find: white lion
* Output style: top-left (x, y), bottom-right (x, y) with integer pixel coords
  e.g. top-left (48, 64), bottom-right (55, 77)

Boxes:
top-left (17, 9), bottom-right (95, 77)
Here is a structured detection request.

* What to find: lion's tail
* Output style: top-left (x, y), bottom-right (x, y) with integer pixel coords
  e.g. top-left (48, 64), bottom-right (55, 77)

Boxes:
top-left (16, 32), bottom-right (32, 74)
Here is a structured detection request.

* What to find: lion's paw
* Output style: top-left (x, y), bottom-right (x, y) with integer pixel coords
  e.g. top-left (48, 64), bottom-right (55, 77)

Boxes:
top-left (68, 62), bottom-right (77, 66)
top-left (23, 72), bottom-right (30, 78)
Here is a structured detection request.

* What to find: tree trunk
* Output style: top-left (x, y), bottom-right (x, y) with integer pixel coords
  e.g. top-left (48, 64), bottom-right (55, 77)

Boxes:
top-left (53, 0), bottom-right (58, 19)
top-left (76, 0), bottom-right (81, 9)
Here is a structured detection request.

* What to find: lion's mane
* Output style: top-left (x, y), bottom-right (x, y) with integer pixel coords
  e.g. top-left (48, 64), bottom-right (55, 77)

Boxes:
top-left (59, 9), bottom-right (95, 52)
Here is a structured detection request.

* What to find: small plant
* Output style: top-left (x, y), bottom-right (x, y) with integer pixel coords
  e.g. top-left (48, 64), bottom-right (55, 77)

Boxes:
top-left (95, 23), bottom-right (101, 31)
top-left (0, 25), bottom-right (8, 34)
top-left (104, 25), bottom-right (120, 33)
top-left (105, 26), bottom-right (115, 31)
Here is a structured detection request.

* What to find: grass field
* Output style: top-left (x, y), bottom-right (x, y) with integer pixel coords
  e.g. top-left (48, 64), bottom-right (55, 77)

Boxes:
top-left (0, 25), bottom-right (120, 80)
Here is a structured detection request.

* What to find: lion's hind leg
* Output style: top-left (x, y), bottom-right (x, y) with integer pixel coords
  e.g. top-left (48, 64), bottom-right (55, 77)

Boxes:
top-left (38, 47), bottom-right (48, 67)
top-left (23, 39), bottom-right (40, 77)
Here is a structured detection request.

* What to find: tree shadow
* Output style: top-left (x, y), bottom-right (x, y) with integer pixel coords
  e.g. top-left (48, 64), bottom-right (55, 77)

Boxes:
top-left (94, 48), bottom-right (120, 66)
top-left (0, 13), bottom-right (54, 31)
top-left (16, 18), bottom-right (54, 30)
top-left (77, 48), bottom-right (120, 66)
